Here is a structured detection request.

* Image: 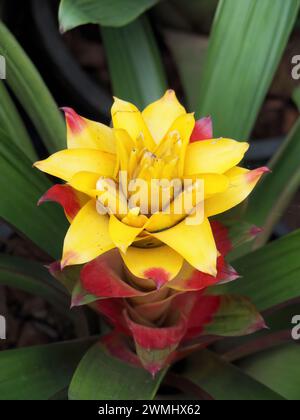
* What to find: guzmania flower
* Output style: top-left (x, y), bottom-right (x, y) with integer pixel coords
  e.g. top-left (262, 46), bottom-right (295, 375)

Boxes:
top-left (34, 90), bottom-right (269, 374)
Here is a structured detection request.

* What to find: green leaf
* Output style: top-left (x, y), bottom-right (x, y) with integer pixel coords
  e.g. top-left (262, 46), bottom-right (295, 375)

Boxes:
top-left (48, 262), bottom-right (103, 314)
top-left (0, 338), bottom-right (96, 400)
top-left (222, 220), bottom-right (262, 262)
top-left (293, 86), bottom-right (300, 110)
top-left (208, 303), bottom-right (299, 362)
top-left (0, 254), bottom-right (68, 309)
top-left (238, 344), bottom-right (300, 400)
top-left (0, 21), bottom-right (65, 152)
top-left (59, 0), bottom-right (160, 31)
top-left (71, 279), bottom-right (98, 307)
top-left (205, 295), bottom-right (265, 337)
top-left (101, 16), bottom-right (167, 109)
top-left (0, 253), bottom-right (89, 335)
top-left (215, 230), bottom-right (300, 311)
top-left (69, 342), bottom-right (166, 400)
top-left (195, 0), bottom-right (300, 138)
top-left (181, 349), bottom-right (284, 400)
top-left (0, 83), bottom-right (37, 161)
top-left (244, 117), bottom-right (300, 246)
top-left (221, 330), bottom-right (292, 363)
top-left (0, 135), bottom-right (67, 259)
top-left (49, 262), bottom-right (81, 294)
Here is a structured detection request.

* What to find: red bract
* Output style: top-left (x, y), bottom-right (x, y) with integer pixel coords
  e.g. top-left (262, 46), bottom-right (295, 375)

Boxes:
top-left (190, 116), bottom-right (213, 142)
top-left (39, 102), bottom-right (268, 375)
top-left (38, 184), bottom-right (88, 222)
top-left (96, 291), bottom-right (221, 375)
top-left (48, 220), bottom-right (265, 375)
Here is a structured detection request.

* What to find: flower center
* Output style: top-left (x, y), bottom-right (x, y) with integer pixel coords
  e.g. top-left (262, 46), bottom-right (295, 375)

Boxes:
top-left (95, 127), bottom-right (204, 233)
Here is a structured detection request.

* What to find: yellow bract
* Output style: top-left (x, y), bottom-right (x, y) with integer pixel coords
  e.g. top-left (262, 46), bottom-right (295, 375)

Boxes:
top-left (142, 90), bottom-right (186, 143)
top-left (34, 91), bottom-right (267, 282)
top-left (34, 149), bottom-right (115, 181)
top-left (61, 200), bottom-right (114, 268)
top-left (65, 109), bottom-right (116, 154)
top-left (184, 139), bottom-right (249, 175)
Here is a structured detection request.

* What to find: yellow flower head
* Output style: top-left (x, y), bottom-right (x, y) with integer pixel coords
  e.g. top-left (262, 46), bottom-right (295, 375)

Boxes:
top-left (34, 90), bottom-right (268, 286)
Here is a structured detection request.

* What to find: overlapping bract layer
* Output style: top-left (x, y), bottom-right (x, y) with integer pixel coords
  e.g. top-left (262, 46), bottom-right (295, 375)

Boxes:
top-left (49, 221), bottom-right (265, 374)
top-left (35, 91), bottom-right (268, 373)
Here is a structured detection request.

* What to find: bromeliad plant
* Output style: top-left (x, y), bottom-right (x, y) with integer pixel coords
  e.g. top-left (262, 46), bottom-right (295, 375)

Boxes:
top-left (34, 91), bottom-right (268, 374)
top-left (0, 0), bottom-right (300, 401)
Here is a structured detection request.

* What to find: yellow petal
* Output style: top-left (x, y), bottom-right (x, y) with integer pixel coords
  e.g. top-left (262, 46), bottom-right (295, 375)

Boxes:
top-left (142, 90), bottom-right (186, 144)
top-left (184, 138), bottom-right (249, 175)
top-left (63, 108), bottom-right (116, 154)
top-left (122, 211), bottom-right (149, 228)
top-left (121, 245), bottom-right (183, 287)
top-left (69, 171), bottom-right (129, 217)
top-left (193, 173), bottom-right (229, 197)
top-left (205, 166), bottom-right (270, 217)
top-left (61, 199), bottom-right (114, 268)
top-left (150, 217), bottom-right (217, 276)
top-left (109, 214), bottom-right (145, 253)
top-left (68, 171), bottom-right (100, 197)
top-left (146, 179), bottom-right (204, 232)
top-left (146, 173), bottom-right (228, 232)
top-left (111, 97), bottom-right (155, 150)
top-left (113, 128), bottom-right (135, 177)
top-left (169, 113), bottom-right (195, 176)
top-left (34, 149), bottom-right (115, 182)
top-left (154, 112), bottom-right (195, 177)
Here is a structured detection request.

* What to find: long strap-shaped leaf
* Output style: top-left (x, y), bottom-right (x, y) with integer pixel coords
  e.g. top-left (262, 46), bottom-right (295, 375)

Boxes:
top-left (0, 253), bottom-right (89, 335)
top-left (222, 330), bottom-right (293, 363)
top-left (238, 344), bottom-right (300, 400)
top-left (181, 349), bottom-right (284, 400)
top-left (0, 254), bottom-right (67, 309)
top-left (59, 0), bottom-right (160, 30)
top-left (195, 0), bottom-right (300, 138)
top-left (211, 302), bottom-right (299, 362)
top-left (244, 117), bottom-right (300, 246)
top-left (0, 21), bottom-right (65, 152)
top-left (0, 338), bottom-right (96, 400)
top-left (69, 342), bottom-right (166, 400)
top-left (0, 134), bottom-right (67, 259)
top-left (0, 83), bottom-right (37, 161)
top-left (293, 86), bottom-right (300, 109)
top-left (101, 15), bottom-right (167, 109)
top-left (215, 230), bottom-right (300, 311)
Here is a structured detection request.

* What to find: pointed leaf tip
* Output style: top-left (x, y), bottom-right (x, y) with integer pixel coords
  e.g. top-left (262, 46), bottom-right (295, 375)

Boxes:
top-left (249, 226), bottom-right (264, 237)
top-left (246, 166), bottom-right (271, 183)
top-left (61, 107), bottom-right (86, 134)
top-left (190, 116), bottom-right (213, 142)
